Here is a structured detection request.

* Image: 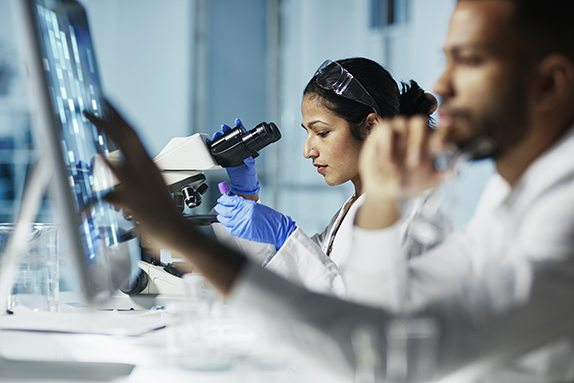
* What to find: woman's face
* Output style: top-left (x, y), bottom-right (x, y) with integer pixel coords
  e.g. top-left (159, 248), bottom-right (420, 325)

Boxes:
top-left (301, 94), bottom-right (363, 187)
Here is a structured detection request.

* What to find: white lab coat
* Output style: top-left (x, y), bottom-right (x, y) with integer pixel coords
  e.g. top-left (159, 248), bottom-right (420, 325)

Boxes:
top-left (227, 125), bottom-right (574, 382)
top-left (262, 194), bottom-right (366, 296)
top-left (346, 125), bottom-right (574, 381)
top-left (212, 194), bottom-right (365, 296)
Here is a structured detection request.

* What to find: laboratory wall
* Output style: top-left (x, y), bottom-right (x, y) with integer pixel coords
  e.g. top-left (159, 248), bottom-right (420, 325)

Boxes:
top-left (80, 0), bottom-right (195, 158)
top-left (82, 0), bottom-right (269, 159)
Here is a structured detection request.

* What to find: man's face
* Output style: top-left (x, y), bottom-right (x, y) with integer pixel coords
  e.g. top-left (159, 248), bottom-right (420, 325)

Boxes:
top-left (432, 0), bottom-right (532, 158)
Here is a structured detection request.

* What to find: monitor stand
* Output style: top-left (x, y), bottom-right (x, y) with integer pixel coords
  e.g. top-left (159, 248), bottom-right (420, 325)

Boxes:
top-left (0, 157), bottom-right (136, 380)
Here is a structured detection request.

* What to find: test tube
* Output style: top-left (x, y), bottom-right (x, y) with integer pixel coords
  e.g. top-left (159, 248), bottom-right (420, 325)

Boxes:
top-left (218, 181), bottom-right (230, 195)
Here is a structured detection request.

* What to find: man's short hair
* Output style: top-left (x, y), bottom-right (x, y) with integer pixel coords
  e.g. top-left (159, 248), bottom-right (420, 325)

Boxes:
top-left (460, 0), bottom-right (574, 63)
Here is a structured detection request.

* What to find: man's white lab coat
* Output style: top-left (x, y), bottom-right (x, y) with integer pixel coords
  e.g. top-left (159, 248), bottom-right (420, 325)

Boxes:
top-left (228, 126), bottom-right (574, 382)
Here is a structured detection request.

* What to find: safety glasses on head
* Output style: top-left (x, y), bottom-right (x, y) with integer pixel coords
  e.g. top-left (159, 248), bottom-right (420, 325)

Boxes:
top-left (313, 60), bottom-right (381, 116)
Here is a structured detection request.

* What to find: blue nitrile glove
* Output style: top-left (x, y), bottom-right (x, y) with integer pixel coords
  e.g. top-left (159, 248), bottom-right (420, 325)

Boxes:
top-left (212, 118), bottom-right (260, 195)
top-left (214, 194), bottom-right (296, 250)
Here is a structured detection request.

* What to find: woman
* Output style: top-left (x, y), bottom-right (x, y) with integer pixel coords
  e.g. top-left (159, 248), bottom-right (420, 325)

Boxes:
top-left (213, 57), bottom-right (441, 298)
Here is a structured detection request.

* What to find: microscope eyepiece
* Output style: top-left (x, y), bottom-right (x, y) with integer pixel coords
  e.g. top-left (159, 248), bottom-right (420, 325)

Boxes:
top-left (209, 122), bottom-right (281, 167)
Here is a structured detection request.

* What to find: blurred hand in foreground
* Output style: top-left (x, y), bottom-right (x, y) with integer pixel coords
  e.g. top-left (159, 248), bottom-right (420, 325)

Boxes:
top-left (356, 115), bottom-right (442, 230)
top-left (83, 102), bottom-right (188, 251)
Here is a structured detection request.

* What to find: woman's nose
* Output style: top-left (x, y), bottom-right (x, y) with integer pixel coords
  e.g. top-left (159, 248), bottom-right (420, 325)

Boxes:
top-left (303, 137), bottom-right (317, 159)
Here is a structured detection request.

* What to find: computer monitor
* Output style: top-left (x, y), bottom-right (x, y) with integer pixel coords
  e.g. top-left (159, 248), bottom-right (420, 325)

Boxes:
top-left (11, 0), bottom-right (140, 304)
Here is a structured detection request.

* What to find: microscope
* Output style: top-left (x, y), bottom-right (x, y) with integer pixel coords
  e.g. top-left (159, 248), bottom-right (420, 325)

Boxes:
top-left (117, 121), bottom-right (281, 296)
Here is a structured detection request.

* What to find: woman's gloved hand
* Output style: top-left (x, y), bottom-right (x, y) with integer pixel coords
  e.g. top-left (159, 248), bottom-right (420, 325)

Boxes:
top-left (214, 194), bottom-right (296, 250)
top-left (213, 118), bottom-right (260, 196)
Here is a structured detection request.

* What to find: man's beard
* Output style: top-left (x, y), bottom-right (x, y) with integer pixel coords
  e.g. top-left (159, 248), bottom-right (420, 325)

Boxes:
top-left (444, 83), bottom-right (530, 161)
top-left (473, 91), bottom-right (530, 160)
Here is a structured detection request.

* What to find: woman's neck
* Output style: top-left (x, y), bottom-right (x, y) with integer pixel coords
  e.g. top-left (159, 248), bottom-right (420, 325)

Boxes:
top-left (351, 175), bottom-right (363, 197)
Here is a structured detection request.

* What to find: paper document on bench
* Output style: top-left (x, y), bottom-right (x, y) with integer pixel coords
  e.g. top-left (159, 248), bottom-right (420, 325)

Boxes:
top-left (0, 309), bottom-right (169, 336)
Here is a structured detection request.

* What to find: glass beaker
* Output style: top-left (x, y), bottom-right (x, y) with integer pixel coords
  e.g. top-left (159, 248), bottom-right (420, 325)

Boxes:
top-left (385, 316), bottom-right (440, 383)
top-left (0, 223), bottom-right (59, 312)
top-left (166, 273), bottom-right (233, 371)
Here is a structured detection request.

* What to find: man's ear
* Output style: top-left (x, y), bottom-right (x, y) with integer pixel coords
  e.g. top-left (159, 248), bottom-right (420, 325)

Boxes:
top-left (533, 53), bottom-right (574, 113)
top-left (363, 113), bottom-right (382, 139)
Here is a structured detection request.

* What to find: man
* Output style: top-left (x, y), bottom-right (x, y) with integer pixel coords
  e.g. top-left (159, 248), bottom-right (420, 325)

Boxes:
top-left (85, 0), bottom-right (574, 381)
top-left (347, 0), bottom-right (574, 380)
top-left (348, 0), bottom-right (574, 310)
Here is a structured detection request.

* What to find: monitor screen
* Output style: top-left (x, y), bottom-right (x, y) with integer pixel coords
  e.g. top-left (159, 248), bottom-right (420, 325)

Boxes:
top-left (15, 0), bottom-right (140, 303)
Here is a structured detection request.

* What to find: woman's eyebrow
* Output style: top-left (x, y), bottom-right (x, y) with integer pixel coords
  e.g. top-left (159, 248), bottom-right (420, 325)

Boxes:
top-left (304, 120), bottom-right (328, 130)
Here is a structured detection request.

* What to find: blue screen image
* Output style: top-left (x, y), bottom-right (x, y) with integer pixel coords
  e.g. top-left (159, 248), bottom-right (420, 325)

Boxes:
top-left (34, 3), bottom-right (134, 264)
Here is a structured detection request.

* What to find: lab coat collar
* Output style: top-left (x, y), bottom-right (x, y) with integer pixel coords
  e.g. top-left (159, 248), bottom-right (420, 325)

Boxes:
top-left (501, 123), bottom-right (574, 213)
